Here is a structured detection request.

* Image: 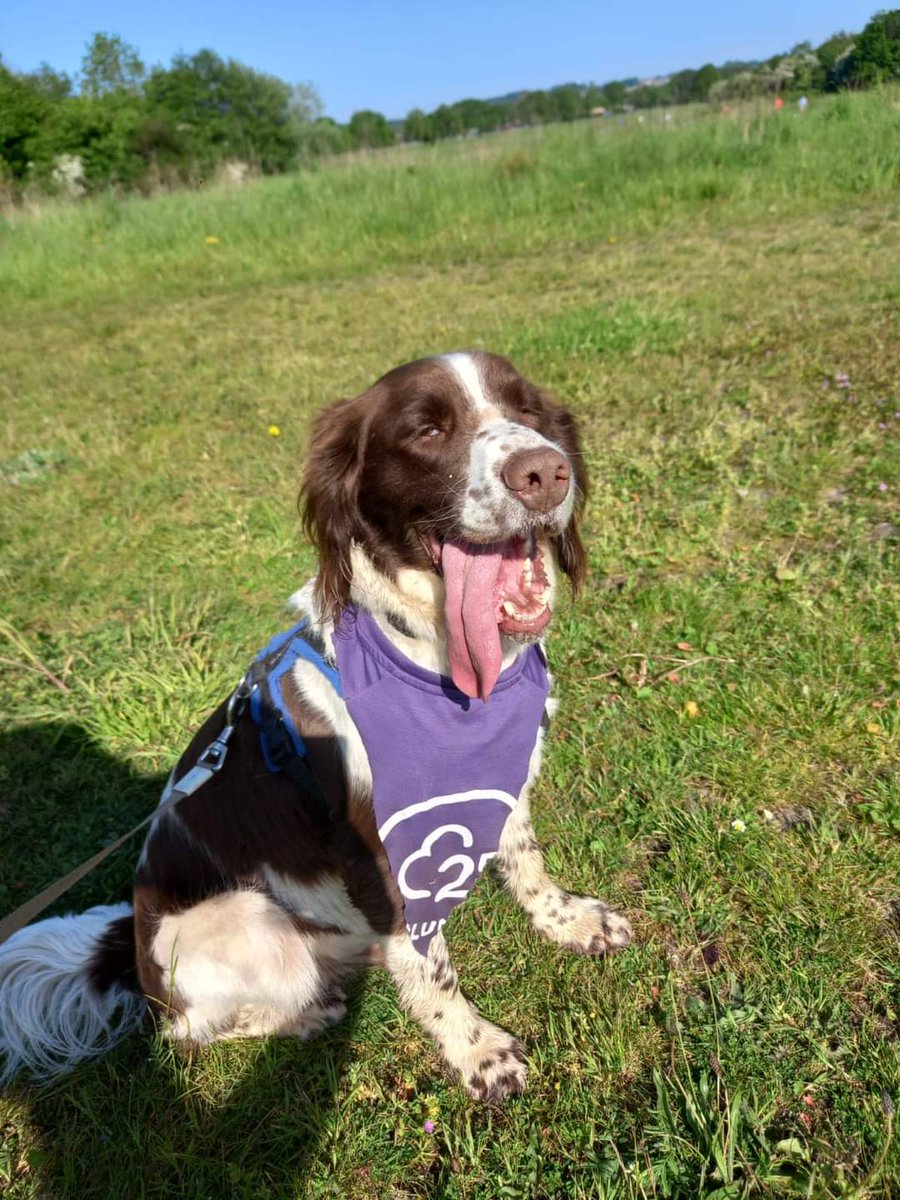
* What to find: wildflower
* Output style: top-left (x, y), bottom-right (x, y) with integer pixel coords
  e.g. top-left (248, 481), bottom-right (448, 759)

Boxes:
top-left (878, 481), bottom-right (888, 492)
top-left (834, 372), bottom-right (851, 389)
top-left (423, 1120), bottom-right (435, 1134)
top-left (684, 700), bottom-right (700, 718)
top-left (731, 818), bottom-right (747, 833)
top-left (205, 235), bottom-right (220, 244)
top-left (268, 425), bottom-right (281, 437)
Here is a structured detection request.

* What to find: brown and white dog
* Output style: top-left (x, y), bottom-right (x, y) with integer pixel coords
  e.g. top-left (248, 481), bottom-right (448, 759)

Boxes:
top-left (0, 351), bottom-right (631, 1100)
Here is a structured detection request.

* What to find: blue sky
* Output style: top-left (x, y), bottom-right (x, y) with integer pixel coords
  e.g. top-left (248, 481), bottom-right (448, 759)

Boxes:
top-left (2, 1), bottom-right (878, 122)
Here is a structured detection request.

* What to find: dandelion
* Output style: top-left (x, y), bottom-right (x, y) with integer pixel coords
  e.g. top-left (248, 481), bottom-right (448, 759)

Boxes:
top-left (684, 700), bottom-right (700, 718)
top-left (205, 235), bottom-right (220, 244)
top-left (268, 425), bottom-right (281, 437)
top-left (731, 818), bottom-right (747, 833)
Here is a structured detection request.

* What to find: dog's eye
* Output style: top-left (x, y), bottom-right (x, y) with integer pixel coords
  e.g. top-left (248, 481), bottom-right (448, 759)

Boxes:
top-left (418, 425), bottom-right (445, 440)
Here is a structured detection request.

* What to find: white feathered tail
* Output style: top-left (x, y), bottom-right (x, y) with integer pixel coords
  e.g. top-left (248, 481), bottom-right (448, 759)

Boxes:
top-left (0, 902), bottom-right (145, 1086)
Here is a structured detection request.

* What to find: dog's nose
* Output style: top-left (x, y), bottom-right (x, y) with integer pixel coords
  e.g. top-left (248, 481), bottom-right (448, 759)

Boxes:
top-left (501, 448), bottom-right (571, 513)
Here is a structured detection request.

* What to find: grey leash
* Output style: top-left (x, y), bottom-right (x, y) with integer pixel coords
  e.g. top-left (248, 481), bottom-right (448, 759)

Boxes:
top-left (0, 679), bottom-right (251, 948)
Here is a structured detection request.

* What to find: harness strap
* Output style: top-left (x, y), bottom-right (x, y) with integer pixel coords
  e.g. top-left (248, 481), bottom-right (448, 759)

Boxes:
top-left (0, 621), bottom-right (342, 945)
top-left (248, 619), bottom-right (342, 821)
top-left (0, 682), bottom-right (250, 948)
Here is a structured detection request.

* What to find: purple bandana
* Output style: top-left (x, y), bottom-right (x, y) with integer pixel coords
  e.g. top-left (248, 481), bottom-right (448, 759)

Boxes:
top-left (334, 607), bottom-right (549, 954)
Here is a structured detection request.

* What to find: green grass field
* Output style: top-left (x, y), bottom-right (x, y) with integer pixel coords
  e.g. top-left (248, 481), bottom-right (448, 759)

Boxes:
top-left (1, 92), bottom-right (898, 1199)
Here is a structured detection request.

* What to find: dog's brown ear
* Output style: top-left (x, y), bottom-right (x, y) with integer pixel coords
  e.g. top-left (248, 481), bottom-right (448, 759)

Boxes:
top-left (543, 397), bottom-right (588, 592)
top-left (300, 391), bottom-right (372, 621)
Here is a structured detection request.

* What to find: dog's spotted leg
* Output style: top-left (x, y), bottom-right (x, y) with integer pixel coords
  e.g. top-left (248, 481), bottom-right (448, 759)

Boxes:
top-left (383, 931), bottom-right (527, 1100)
top-left (495, 796), bottom-right (632, 956)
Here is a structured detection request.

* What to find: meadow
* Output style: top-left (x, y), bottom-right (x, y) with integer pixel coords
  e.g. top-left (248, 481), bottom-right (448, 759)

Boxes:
top-left (1, 91), bottom-right (899, 1199)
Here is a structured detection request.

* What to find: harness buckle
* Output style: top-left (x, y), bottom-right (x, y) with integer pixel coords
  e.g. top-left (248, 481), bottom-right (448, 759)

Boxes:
top-left (226, 675), bottom-right (253, 726)
top-left (195, 726), bottom-right (234, 772)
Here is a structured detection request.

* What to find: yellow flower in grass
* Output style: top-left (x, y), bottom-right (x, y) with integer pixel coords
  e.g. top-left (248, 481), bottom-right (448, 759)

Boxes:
top-left (731, 819), bottom-right (747, 833)
top-left (205, 235), bottom-right (220, 244)
top-left (267, 424), bottom-right (281, 437)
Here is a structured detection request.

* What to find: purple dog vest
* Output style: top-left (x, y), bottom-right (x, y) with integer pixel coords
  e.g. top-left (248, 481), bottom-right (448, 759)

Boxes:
top-left (334, 607), bottom-right (549, 954)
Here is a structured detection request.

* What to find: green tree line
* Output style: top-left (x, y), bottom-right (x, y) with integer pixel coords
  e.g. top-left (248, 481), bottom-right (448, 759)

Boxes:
top-left (1, 12), bottom-right (898, 195)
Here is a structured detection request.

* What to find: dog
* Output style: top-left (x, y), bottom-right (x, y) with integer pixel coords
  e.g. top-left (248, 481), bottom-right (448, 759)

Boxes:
top-left (0, 351), bottom-right (631, 1100)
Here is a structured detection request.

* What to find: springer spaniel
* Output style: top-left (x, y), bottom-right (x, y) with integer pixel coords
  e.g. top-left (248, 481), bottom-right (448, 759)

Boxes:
top-left (0, 351), bottom-right (631, 1100)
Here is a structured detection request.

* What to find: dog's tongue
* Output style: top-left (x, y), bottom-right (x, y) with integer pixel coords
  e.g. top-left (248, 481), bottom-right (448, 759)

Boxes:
top-left (441, 540), bottom-right (504, 701)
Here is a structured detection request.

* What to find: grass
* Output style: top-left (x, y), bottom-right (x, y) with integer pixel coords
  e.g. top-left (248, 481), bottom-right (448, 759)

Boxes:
top-left (1, 89), bottom-right (898, 1198)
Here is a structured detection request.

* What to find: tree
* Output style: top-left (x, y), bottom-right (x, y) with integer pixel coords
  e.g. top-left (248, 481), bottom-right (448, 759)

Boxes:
top-left (26, 63), bottom-right (73, 101)
top-left (601, 81), bottom-right (627, 109)
top-left (145, 50), bottom-right (298, 172)
top-left (347, 109), bottom-right (394, 148)
top-left (80, 33), bottom-right (145, 98)
top-left (289, 81), bottom-right (323, 125)
top-left (403, 107), bottom-right (431, 142)
top-left (305, 116), bottom-right (352, 156)
top-left (693, 64), bottom-right (721, 100)
top-left (549, 85), bottom-right (584, 121)
top-left (815, 32), bottom-right (855, 89)
top-left (847, 9), bottom-right (900, 85)
top-left (0, 63), bottom-right (50, 178)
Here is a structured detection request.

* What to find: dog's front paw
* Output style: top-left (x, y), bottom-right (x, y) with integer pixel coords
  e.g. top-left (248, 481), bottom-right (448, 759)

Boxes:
top-left (452, 1022), bottom-right (527, 1101)
top-left (534, 892), bottom-right (632, 956)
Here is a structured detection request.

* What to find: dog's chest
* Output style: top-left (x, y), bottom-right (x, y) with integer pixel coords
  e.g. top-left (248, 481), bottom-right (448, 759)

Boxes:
top-left (333, 608), bottom-right (548, 952)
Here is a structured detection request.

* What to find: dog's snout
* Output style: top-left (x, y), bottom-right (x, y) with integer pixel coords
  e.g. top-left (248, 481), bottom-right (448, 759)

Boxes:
top-left (501, 447), bottom-right (571, 513)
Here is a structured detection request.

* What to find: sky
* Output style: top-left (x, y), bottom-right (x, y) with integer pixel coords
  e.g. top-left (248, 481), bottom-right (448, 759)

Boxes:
top-left (1, 1), bottom-right (879, 123)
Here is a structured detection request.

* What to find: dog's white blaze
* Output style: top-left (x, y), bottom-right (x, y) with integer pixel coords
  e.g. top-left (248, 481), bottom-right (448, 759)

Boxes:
top-left (441, 351), bottom-right (493, 413)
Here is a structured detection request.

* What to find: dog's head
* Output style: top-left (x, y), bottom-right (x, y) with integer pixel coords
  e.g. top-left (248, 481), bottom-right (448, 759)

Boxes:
top-left (301, 351), bottom-right (586, 700)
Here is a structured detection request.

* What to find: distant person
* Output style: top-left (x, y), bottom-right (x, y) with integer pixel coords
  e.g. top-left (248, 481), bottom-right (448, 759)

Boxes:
top-left (774, 96), bottom-right (784, 110)
top-left (798, 96), bottom-right (808, 112)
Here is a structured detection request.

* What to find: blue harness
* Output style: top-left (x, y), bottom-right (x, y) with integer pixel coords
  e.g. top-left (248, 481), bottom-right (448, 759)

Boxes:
top-left (246, 618), bottom-right (343, 817)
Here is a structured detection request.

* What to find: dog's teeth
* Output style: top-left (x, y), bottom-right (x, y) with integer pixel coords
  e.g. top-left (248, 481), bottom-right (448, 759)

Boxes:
top-left (502, 601), bottom-right (518, 616)
top-left (522, 559), bottom-right (533, 586)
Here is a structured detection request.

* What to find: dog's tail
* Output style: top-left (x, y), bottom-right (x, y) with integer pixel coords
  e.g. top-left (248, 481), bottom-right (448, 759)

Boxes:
top-left (0, 902), bottom-right (145, 1086)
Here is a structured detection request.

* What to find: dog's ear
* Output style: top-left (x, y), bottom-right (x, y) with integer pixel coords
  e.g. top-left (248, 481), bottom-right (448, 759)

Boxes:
top-left (300, 391), bottom-right (372, 621)
top-left (542, 397), bottom-right (587, 592)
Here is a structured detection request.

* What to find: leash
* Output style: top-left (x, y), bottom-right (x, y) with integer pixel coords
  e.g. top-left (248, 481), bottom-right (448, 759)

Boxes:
top-left (0, 679), bottom-right (251, 948)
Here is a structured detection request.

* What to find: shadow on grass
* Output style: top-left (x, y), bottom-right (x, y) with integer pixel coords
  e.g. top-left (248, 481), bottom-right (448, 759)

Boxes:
top-left (1, 722), bottom-right (362, 1200)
